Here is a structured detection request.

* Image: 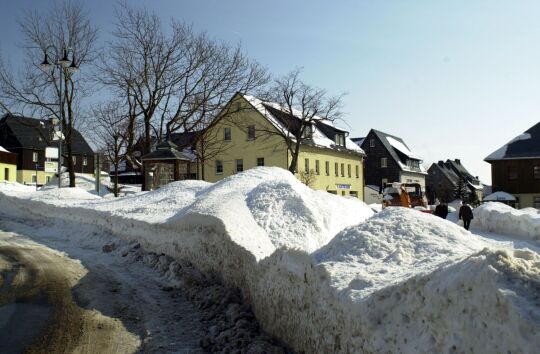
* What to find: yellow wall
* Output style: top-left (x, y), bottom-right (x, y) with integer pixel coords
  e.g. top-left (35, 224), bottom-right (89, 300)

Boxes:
top-left (200, 97), bottom-right (288, 182)
top-left (514, 193), bottom-right (540, 209)
top-left (17, 169), bottom-right (57, 185)
top-left (294, 146), bottom-right (364, 199)
top-left (201, 95), bottom-right (365, 199)
top-left (0, 162), bottom-right (17, 182)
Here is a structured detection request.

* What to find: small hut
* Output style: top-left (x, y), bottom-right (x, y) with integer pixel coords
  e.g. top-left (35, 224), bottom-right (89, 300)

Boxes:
top-left (141, 141), bottom-right (196, 191)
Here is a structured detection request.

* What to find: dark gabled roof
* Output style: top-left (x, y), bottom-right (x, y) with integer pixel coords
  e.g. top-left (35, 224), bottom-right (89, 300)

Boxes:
top-left (141, 144), bottom-right (192, 161)
top-left (445, 159), bottom-right (478, 183)
top-left (0, 114), bottom-right (93, 154)
top-left (351, 137), bottom-right (365, 146)
top-left (429, 161), bottom-right (460, 186)
top-left (167, 131), bottom-right (200, 150)
top-left (363, 129), bottom-right (426, 174)
top-left (485, 122), bottom-right (540, 161)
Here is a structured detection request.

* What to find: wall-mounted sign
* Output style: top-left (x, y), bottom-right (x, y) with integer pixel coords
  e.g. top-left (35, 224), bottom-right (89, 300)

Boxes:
top-left (336, 184), bottom-right (351, 190)
top-left (45, 147), bottom-right (59, 159)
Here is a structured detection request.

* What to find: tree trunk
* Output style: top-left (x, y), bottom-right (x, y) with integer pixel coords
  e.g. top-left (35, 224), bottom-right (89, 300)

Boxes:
top-left (288, 141), bottom-right (301, 174)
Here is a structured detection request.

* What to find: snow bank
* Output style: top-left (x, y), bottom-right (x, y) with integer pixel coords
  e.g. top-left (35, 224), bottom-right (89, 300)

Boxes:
top-left (475, 202), bottom-right (540, 242)
top-left (1, 168), bottom-right (539, 353)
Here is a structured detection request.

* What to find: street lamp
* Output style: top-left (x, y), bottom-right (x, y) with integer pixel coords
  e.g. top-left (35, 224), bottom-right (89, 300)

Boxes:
top-left (39, 46), bottom-right (78, 188)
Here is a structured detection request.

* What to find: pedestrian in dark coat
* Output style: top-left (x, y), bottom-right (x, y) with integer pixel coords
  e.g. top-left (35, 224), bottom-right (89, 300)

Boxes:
top-left (434, 203), bottom-right (449, 219)
top-left (458, 202), bottom-right (474, 230)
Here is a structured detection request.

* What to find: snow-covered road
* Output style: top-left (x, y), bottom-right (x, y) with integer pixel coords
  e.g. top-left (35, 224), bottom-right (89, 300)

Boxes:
top-left (0, 216), bottom-right (206, 353)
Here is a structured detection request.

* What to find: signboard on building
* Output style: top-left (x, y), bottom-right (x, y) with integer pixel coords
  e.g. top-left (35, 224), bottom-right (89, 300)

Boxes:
top-left (336, 184), bottom-right (351, 190)
top-left (44, 161), bottom-right (58, 173)
top-left (45, 147), bottom-right (59, 159)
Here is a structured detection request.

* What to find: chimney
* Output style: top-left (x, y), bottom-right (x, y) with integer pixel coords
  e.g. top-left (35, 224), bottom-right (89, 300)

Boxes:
top-left (438, 160), bottom-right (444, 167)
top-left (455, 159), bottom-right (461, 164)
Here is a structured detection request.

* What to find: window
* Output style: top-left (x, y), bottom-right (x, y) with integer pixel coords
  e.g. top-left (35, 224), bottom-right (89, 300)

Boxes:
top-left (340, 163), bottom-right (345, 177)
top-left (381, 157), bottom-right (388, 168)
top-left (72, 156), bottom-right (77, 165)
top-left (4, 168), bottom-right (8, 181)
top-left (257, 157), bottom-right (265, 167)
top-left (315, 160), bottom-right (320, 175)
top-left (32, 151), bottom-right (38, 162)
top-left (305, 158), bottom-right (309, 172)
top-left (350, 191), bottom-right (358, 198)
top-left (369, 139), bottom-right (375, 147)
top-left (335, 162), bottom-right (339, 177)
top-left (534, 196), bottom-right (540, 209)
top-left (534, 166), bottom-right (540, 179)
top-left (325, 161), bottom-right (330, 176)
top-left (83, 156), bottom-right (88, 166)
top-left (355, 165), bottom-right (359, 178)
top-left (381, 178), bottom-right (388, 188)
top-left (215, 160), bottom-right (223, 174)
top-left (302, 125), bottom-right (313, 139)
top-left (247, 125), bottom-right (256, 140)
top-left (335, 134), bottom-right (345, 147)
top-left (347, 164), bottom-right (351, 177)
top-left (508, 167), bottom-right (518, 180)
top-left (46, 175), bottom-right (51, 184)
top-left (236, 159), bottom-right (244, 172)
top-left (224, 127), bottom-right (232, 141)
top-left (31, 175), bottom-right (37, 184)
top-left (327, 190), bottom-right (337, 195)
top-left (341, 191), bottom-right (346, 196)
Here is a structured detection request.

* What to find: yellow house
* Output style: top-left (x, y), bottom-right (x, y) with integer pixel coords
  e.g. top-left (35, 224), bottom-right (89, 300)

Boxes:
top-left (200, 93), bottom-right (366, 198)
top-left (0, 146), bottom-right (17, 182)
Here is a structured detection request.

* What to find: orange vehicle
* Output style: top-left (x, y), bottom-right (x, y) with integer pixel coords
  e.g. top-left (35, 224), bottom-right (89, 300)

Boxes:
top-left (382, 183), bottom-right (429, 210)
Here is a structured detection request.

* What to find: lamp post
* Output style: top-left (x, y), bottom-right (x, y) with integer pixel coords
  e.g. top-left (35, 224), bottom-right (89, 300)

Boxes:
top-left (39, 46), bottom-right (78, 188)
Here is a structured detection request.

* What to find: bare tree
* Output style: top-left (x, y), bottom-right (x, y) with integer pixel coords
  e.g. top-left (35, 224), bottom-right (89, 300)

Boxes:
top-left (0, 0), bottom-right (98, 187)
top-left (249, 69), bottom-right (345, 173)
top-left (92, 102), bottom-right (127, 197)
top-left (99, 4), bottom-right (268, 178)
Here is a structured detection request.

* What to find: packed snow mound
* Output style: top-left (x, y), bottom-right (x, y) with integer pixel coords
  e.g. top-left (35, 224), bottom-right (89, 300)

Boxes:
top-left (167, 167), bottom-right (374, 255)
top-left (95, 179), bottom-right (211, 223)
top-left (31, 186), bottom-right (101, 203)
top-left (315, 208), bottom-right (487, 298)
top-left (247, 178), bottom-right (373, 251)
top-left (474, 202), bottom-right (540, 241)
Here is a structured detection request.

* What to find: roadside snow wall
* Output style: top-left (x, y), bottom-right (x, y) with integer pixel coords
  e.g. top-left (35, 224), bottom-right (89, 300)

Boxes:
top-left (474, 202), bottom-right (540, 242)
top-left (1, 167), bottom-right (539, 353)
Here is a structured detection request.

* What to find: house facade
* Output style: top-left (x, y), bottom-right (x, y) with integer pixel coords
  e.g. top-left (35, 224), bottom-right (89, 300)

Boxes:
top-left (426, 159), bottom-right (484, 203)
top-left (0, 114), bottom-right (94, 185)
top-left (200, 93), bottom-right (366, 198)
top-left (485, 122), bottom-right (540, 209)
top-left (0, 145), bottom-right (17, 182)
top-left (359, 129), bottom-right (427, 192)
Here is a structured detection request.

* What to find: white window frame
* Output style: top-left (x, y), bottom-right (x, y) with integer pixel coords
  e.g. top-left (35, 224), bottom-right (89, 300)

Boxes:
top-left (381, 157), bottom-right (388, 168)
top-left (325, 161), bottom-right (330, 176)
top-left (315, 160), bottom-right (320, 175)
top-left (236, 159), bottom-right (244, 172)
top-left (369, 139), bottom-right (375, 147)
top-left (247, 125), bottom-right (256, 140)
top-left (215, 160), bottom-right (223, 175)
top-left (72, 155), bottom-right (77, 165)
top-left (32, 151), bottom-right (38, 163)
top-left (31, 174), bottom-right (37, 184)
top-left (83, 156), bottom-right (88, 166)
top-left (224, 127), bottom-right (232, 141)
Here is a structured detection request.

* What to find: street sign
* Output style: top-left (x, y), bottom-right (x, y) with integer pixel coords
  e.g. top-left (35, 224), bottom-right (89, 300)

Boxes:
top-left (44, 161), bottom-right (58, 173)
top-left (45, 147), bottom-right (59, 159)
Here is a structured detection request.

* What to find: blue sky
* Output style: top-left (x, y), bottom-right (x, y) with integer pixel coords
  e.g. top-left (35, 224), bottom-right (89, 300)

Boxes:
top-left (2, 0), bottom-right (540, 183)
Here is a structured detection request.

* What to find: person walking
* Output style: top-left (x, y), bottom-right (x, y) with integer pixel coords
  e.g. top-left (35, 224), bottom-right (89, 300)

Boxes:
top-left (399, 185), bottom-right (411, 208)
top-left (434, 202), bottom-right (449, 219)
top-left (459, 201), bottom-right (474, 230)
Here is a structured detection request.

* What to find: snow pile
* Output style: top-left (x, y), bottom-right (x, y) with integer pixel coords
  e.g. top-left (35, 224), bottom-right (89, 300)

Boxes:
top-left (1, 167), bottom-right (539, 353)
top-left (314, 209), bottom-right (487, 298)
top-left (474, 202), bottom-right (540, 241)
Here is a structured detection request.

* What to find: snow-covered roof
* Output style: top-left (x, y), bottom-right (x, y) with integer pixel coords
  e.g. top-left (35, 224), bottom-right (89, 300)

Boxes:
top-left (485, 122), bottom-right (540, 161)
top-left (0, 145), bottom-right (9, 152)
top-left (242, 94), bottom-right (364, 155)
top-left (386, 136), bottom-right (422, 160)
top-left (483, 191), bottom-right (516, 201)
